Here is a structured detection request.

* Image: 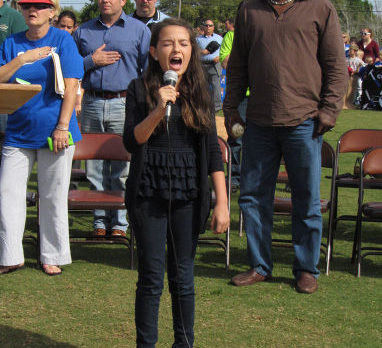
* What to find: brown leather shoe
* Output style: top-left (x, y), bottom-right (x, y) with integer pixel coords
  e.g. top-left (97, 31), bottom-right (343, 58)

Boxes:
top-left (231, 269), bottom-right (270, 286)
top-left (110, 229), bottom-right (127, 237)
top-left (295, 272), bottom-right (318, 294)
top-left (87, 228), bottom-right (107, 240)
top-left (93, 228), bottom-right (107, 236)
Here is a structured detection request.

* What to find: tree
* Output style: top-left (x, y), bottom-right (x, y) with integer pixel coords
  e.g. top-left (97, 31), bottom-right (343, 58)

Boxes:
top-left (332, 0), bottom-right (374, 33)
top-left (159, 0), bottom-right (242, 28)
top-left (79, 0), bottom-right (135, 24)
top-left (331, 0), bottom-right (382, 44)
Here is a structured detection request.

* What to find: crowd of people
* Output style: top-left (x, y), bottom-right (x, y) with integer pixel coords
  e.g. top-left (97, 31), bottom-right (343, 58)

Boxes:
top-left (0, 0), bottom-right (370, 347)
top-left (342, 27), bottom-right (382, 109)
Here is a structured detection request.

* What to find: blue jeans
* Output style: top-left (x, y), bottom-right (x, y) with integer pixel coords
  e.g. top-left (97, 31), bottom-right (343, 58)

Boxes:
top-left (226, 98), bottom-right (247, 186)
top-left (203, 63), bottom-right (222, 112)
top-left (0, 114), bottom-right (8, 133)
top-left (81, 93), bottom-right (129, 231)
top-left (135, 198), bottom-right (198, 348)
top-left (239, 119), bottom-right (322, 278)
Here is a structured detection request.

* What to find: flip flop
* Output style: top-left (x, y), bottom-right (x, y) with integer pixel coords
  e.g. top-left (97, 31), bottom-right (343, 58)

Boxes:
top-left (42, 264), bottom-right (62, 276)
top-left (0, 264), bottom-right (25, 275)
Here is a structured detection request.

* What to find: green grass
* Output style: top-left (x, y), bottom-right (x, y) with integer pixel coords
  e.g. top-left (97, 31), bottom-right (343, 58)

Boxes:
top-left (1, 109), bottom-right (382, 347)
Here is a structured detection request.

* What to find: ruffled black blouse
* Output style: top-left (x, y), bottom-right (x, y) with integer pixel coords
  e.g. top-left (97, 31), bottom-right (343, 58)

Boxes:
top-left (138, 101), bottom-right (199, 201)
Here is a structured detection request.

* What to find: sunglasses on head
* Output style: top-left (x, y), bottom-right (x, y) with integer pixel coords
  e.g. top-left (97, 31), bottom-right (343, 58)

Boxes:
top-left (20, 3), bottom-right (52, 10)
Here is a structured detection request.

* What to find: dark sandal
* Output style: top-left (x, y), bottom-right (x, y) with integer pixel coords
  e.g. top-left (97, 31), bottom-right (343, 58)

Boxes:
top-left (0, 264), bottom-right (25, 275)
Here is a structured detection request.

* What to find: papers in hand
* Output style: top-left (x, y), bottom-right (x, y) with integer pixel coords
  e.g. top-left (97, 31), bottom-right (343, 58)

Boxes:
top-left (51, 51), bottom-right (65, 98)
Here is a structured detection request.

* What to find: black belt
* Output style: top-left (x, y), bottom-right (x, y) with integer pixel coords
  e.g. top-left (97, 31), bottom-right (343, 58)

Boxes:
top-left (86, 90), bottom-right (127, 99)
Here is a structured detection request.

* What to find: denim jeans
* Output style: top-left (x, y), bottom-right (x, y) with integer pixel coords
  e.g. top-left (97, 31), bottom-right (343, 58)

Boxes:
top-left (0, 114), bottom-right (8, 133)
top-left (226, 98), bottom-right (247, 186)
top-left (81, 93), bottom-right (129, 231)
top-left (203, 63), bottom-right (222, 112)
top-left (135, 198), bottom-right (198, 348)
top-left (239, 119), bottom-right (322, 278)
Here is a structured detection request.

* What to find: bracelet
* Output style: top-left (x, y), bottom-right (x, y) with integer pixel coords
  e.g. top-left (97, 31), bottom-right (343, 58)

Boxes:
top-left (55, 125), bottom-right (69, 131)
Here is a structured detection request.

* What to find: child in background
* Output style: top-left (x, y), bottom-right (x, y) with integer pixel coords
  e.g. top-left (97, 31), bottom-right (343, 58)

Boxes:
top-left (365, 56), bottom-right (374, 66)
top-left (56, 10), bottom-right (83, 189)
top-left (347, 45), bottom-right (365, 106)
top-left (359, 56), bottom-right (374, 83)
top-left (357, 48), bottom-right (365, 61)
top-left (56, 10), bottom-right (77, 35)
top-left (56, 11), bottom-right (82, 117)
top-left (350, 36), bottom-right (358, 46)
top-left (347, 45), bottom-right (365, 74)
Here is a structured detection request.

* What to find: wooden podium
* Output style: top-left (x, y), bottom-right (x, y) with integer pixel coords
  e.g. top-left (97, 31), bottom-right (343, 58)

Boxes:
top-left (0, 83), bottom-right (42, 114)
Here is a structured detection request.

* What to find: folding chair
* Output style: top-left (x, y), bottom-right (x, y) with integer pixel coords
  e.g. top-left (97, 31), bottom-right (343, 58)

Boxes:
top-left (198, 136), bottom-right (232, 270)
top-left (67, 133), bottom-right (134, 269)
top-left (329, 129), bottom-right (382, 259)
top-left (239, 141), bottom-right (335, 275)
top-left (353, 146), bottom-right (382, 277)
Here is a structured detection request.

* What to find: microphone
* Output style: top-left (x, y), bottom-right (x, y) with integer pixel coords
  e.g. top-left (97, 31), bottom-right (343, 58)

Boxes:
top-left (163, 70), bottom-right (178, 122)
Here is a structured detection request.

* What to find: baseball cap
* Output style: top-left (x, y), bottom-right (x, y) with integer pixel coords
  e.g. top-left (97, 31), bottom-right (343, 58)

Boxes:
top-left (18, 0), bottom-right (55, 6)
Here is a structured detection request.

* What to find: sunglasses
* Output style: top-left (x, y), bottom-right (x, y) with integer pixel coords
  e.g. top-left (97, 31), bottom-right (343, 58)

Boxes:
top-left (20, 3), bottom-right (52, 10)
top-left (361, 32), bottom-right (371, 36)
top-left (204, 24), bottom-right (214, 28)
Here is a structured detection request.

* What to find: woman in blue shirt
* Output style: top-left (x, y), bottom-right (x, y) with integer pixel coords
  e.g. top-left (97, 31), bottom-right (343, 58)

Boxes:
top-left (0, 0), bottom-right (83, 276)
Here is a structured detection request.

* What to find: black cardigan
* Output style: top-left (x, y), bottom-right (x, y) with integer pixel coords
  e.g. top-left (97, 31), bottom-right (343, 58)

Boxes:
top-left (123, 78), bottom-right (224, 234)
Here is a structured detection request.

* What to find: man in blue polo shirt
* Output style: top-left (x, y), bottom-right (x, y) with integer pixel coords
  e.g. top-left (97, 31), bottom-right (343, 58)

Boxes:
top-left (196, 19), bottom-right (223, 112)
top-left (74, 0), bottom-right (150, 239)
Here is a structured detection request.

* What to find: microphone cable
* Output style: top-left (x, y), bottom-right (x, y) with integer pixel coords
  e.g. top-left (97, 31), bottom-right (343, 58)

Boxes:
top-left (165, 115), bottom-right (192, 348)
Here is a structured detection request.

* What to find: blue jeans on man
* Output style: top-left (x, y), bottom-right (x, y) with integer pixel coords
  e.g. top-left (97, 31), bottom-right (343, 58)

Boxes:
top-left (239, 118), bottom-right (322, 278)
top-left (81, 93), bottom-right (129, 232)
top-left (203, 63), bottom-right (222, 112)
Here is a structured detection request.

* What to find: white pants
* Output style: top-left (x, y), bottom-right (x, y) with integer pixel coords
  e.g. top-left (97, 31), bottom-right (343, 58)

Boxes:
top-left (0, 146), bottom-right (75, 266)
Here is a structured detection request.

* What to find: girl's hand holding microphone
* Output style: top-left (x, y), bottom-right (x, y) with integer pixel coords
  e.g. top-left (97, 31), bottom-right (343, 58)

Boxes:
top-left (155, 85), bottom-right (179, 115)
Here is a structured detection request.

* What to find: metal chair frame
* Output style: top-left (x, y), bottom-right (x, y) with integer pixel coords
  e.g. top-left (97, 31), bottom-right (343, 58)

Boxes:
top-left (354, 146), bottom-right (382, 277)
top-left (329, 129), bottom-right (382, 266)
top-left (198, 136), bottom-right (232, 270)
top-left (66, 133), bottom-right (134, 269)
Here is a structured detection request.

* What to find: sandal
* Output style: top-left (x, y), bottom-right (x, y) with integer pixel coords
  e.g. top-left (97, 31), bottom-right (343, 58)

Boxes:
top-left (0, 263), bottom-right (25, 275)
top-left (42, 264), bottom-right (62, 276)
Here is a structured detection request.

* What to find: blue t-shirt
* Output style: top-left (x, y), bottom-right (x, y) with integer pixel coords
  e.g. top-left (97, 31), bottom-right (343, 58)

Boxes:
top-left (0, 26), bottom-right (84, 148)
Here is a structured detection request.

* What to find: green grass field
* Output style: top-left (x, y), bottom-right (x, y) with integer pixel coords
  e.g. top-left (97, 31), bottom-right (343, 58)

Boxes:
top-left (0, 109), bottom-right (381, 347)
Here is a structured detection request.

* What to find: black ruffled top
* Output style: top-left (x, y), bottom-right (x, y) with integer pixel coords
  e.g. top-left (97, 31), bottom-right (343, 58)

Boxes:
top-left (137, 101), bottom-right (199, 201)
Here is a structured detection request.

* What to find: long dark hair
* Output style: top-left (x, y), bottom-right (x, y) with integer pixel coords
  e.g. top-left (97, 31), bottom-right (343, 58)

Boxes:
top-left (143, 18), bottom-right (213, 133)
top-left (57, 10), bottom-right (77, 26)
